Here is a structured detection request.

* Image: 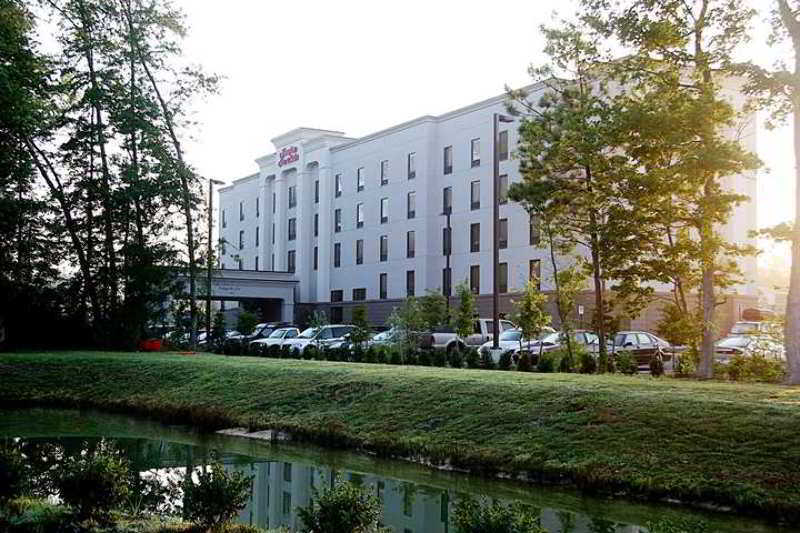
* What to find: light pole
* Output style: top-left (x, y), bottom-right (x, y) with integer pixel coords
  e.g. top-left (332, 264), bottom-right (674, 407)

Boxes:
top-left (206, 178), bottom-right (225, 341)
top-left (493, 113), bottom-right (514, 350)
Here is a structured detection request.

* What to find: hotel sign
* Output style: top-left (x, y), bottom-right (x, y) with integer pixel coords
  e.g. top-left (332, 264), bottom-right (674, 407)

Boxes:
top-left (278, 146), bottom-right (299, 167)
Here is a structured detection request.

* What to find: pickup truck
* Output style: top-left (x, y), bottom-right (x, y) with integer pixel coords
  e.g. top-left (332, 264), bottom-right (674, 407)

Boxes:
top-left (421, 318), bottom-right (516, 353)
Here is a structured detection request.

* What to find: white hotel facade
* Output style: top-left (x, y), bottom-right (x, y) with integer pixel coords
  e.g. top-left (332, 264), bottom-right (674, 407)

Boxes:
top-left (217, 85), bottom-right (758, 328)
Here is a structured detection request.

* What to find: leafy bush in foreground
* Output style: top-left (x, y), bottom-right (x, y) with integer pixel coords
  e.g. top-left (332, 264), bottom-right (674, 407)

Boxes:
top-left (725, 353), bottom-right (786, 383)
top-left (615, 350), bottom-right (637, 375)
top-left (182, 462), bottom-right (252, 532)
top-left (453, 496), bottom-right (545, 533)
top-left (297, 482), bottom-right (384, 533)
top-left (0, 442), bottom-right (28, 509)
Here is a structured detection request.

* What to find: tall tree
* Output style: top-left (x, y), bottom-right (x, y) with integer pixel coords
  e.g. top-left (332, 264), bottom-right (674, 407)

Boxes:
top-left (736, 0), bottom-right (800, 384)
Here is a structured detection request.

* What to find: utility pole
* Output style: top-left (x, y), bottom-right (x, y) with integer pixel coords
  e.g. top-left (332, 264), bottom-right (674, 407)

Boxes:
top-left (493, 113), bottom-right (513, 350)
top-left (206, 178), bottom-right (225, 344)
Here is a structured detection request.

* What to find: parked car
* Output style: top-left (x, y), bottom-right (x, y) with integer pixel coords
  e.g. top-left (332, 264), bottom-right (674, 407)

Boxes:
top-left (602, 331), bottom-right (683, 369)
top-left (283, 324), bottom-right (356, 356)
top-left (224, 322), bottom-right (291, 353)
top-left (729, 321), bottom-right (779, 336)
top-left (421, 318), bottom-right (517, 353)
top-left (714, 335), bottom-right (785, 364)
top-left (248, 327), bottom-right (300, 354)
top-left (480, 329), bottom-right (592, 363)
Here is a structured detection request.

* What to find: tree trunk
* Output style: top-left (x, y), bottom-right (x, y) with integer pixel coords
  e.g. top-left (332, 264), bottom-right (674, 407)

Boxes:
top-left (785, 94), bottom-right (800, 384)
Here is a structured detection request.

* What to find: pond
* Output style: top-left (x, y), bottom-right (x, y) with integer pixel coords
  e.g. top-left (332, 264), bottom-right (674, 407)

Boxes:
top-left (0, 408), bottom-right (790, 532)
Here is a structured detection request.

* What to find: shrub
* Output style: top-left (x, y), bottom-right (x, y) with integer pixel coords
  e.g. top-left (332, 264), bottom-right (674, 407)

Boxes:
top-left (447, 347), bottom-right (465, 368)
top-left (305, 345), bottom-right (320, 361)
top-left (182, 462), bottom-right (252, 532)
top-left (725, 354), bottom-right (785, 383)
top-left (313, 346), bottom-right (326, 361)
top-left (650, 352), bottom-right (665, 378)
top-left (388, 347), bottom-right (402, 365)
top-left (351, 345), bottom-right (364, 363)
top-left (376, 347), bottom-right (388, 364)
top-left (557, 348), bottom-right (574, 373)
top-left (337, 346), bottom-right (352, 362)
top-left (536, 351), bottom-right (560, 373)
top-left (297, 482), bottom-right (384, 533)
top-left (364, 346), bottom-right (377, 364)
top-left (453, 496), bottom-right (545, 533)
top-left (280, 345), bottom-right (292, 359)
top-left (646, 517), bottom-right (710, 533)
top-left (517, 352), bottom-right (532, 372)
top-left (578, 350), bottom-right (597, 374)
top-left (674, 347), bottom-right (698, 376)
top-left (405, 349), bottom-right (419, 365)
top-left (325, 346), bottom-right (339, 362)
top-left (616, 350), bottom-right (637, 375)
top-left (465, 348), bottom-right (480, 369)
top-left (267, 344), bottom-right (281, 358)
top-left (431, 349), bottom-right (447, 367)
top-left (416, 350), bottom-right (431, 366)
top-left (0, 442), bottom-right (28, 509)
top-left (498, 350), bottom-right (513, 371)
top-left (55, 442), bottom-right (131, 521)
top-left (480, 350), bottom-right (496, 370)
top-left (236, 311), bottom-right (258, 337)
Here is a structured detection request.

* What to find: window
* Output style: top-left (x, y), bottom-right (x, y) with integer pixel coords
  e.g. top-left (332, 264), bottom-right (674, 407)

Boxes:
top-left (470, 138), bottom-right (480, 167)
top-left (357, 167), bottom-right (365, 191)
top-left (529, 214), bottom-right (540, 246)
top-left (407, 192), bottom-right (415, 219)
top-left (442, 268), bottom-right (452, 297)
top-left (330, 290), bottom-right (343, 302)
top-left (442, 226), bottom-right (452, 255)
top-left (314, 213), bottom-right (319, 237)
top-left (288, 218), bottom-right (296, 241)
top-left (470, 265), bottom-right (480, 294)
top-left (443, 145), bottom-right (453, 174)
top-left (379, 273), bottom-right (387, 299)
top-left (282, 492), bottom-right (291, 515)
top-left (356, 203), bottom-right (364, 228)
top-left (255, 226), bottom-right (260, 247)
top-left (334, 209), bottom-right (342, 232)
top-left (353, 288), bottom-right (366, 301)
top-left (499, 218), bottom-right (508, 249)
top-left (222, 209), bottom-right (226, 228)
top-left (255, 256), bottom-right (259, 270)
top-left (470, 223), bottom-right (480, 253)
top-left (288, 186), bottom-right (296, 208)
top-left (406, 230), bottom-right (415, 258)
top-left (380, 197), bottom-right (388, 223)
top-left (380, 160), bottom-right (389, 185)
top-left (314, 180), bottom-right (319, 203)
top-left (498, 262), bottom-right (508, 293)
top-left (379, 235), bottom-right (388, 262)
top-left (331, 307), bottom-right (343, 323)
top-left (499, 174), bottom-right (508, 204)
top-left (313, 246), bottom-right (318, 270)
top-left (287, 250), bottom-right (295, 273)
top-left (407, 152), bottom-right (416, 179)
top-left (356, 239), bottom-right (364, 265)
top-left (239, 201), bottom-right (244, 221)
top-left (256, 197), bottom-right (260, 218)
top-left (498, 130), bottom-right (509, 161)
top-left (334, 242), bottom-right (341, 268)
top-left (471, 180), bottom-right (480, 210)
top-left (238, 230), bottom-right (244, 249)
top-left (529, 259), bottom-right (541, 290)
top-left (272, 192), bottom-right (276, 213)
top-left (406, 270), bottom-right (415, 297)
top-left (335, 174), bottom-right (342, 197)
top-left (442, 186), bottom-right (452, 214)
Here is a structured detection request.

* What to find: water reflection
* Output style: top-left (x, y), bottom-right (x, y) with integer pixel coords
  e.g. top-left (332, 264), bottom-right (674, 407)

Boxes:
top-left (7, 436), bottom-right (648, 533)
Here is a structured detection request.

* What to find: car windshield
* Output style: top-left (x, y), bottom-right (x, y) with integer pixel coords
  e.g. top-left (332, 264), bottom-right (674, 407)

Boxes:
top-left (581, 332), bottom-right (598, 344)
top-left (297, 327), bottom-right (318, 339)
top-left (499, 330), bottom-right (522, 342)
top-left (268, 329), bottom-right (285, 338)
top-left (717, 336), bottom-right (751, 348)
top-left (540, 332), bottom-right (560, 344)
top-left (731, 322), bottom-right (759, 334)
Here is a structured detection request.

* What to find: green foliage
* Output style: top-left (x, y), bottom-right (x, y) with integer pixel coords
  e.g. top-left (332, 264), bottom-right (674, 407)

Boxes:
top-left (375, 347), bottom-right (388, 364)
top-left (388, 297), bottom-right (426, 351)
top-left (182, 462), bottom-right (251, 532)
top-left (512, 280), bottom-right (552, 353)
top-left (646, 517), bottom-right (710, 533)
top-left (453, 497), bottom-right (545, 533)
top-left (419, 289), bottom-right (450, 330)
top-left (650, 353), bottom-right (665, 378)
top-left (266, 344), bottom-right (280, 358)
top-left (364, 346), bottom-right (377, 364)
top-left (479, 350), bottom-right (496, 370)
top-left (447, 347), bottom-right (464, 368)
top-left (388, 347), bottom-right (402, 365)
top-left (556, 347), bottom-right (574, 373)
top-left (0, 442), bottom-right (28, 508)
top-left (55, 442), bottom-right (131, 521)
top-left (498, 350), bottom-right (513, 371)
top-left (416, 350), bottom-right (431, 366)
top-left (453, 282), bottom-right (476, 339)
top-left (517, 352), bottom-right (533, 372)
top-left (404, 349), bottom-right (419, 366)
top-left (350, 306), bottom-right (372, 346)
top-left (305, 345), bottom-right (319, 361)
top-left (236, 312), bottom-right (258, 337)
top-left (657, 303), bottom-right (701, 350)
top-left (431, 349), bottom-right (446, 367)
top-left (615, 351), bottom-right (637, 375)
top-left (297, 482), bottom-right (384, 533)
top-left (309, 310), bottom-right (329, 329)
top-left (536, 351), bottom-right (559, 373)
top-left (211, 312), bottom-right (226, 349)
top-left (578, 350), bottom-right (597, 374)
top-left (465, 348), bottom-right (480, 369)
top-left (724, 354), bottom-right (786, 384)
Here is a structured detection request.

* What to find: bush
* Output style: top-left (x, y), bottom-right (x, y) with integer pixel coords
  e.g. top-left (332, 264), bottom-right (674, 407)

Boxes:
top-left (305, 345), bottom-right (320, 361)
top-left (313, 345), bottom-right (326, 361)
top-left (431, 349), bottom-right (447, 367)
top-left (297, 482), bottom-right (384, 533)
top-left (0, 442), bottom-right (28, 509)
top-left (182, 462), bottom-right (252, 532)
top-left (416, 350), bottom-right (431, 366)
top-left (725, 354), bottom-right (785, 383)
top-left (517, 352), bottom-right (532, 372)
top-left (266, 344), bottom-right (281, 358)
top-left (453, 496), bottom-right (545, 533)
top-left (497, 350), bottom-right (513, 371)
top-left (447, 347), bottom-right (465, 368)
top-left (405, 349), bottom-right (419, 365)
top-left (364, 346), bottom-right (377, 364)
top-left (351, 345), bottom-right (364, 363)
top-left (536, 351), bottom-right (559, 373)
top-left (557, 348), bottom-right (574, 373)
top-left (55, 442), bottom-right (131, 521)
top-left (650, 352), bottom-right (665, 378)
top-left (578, 350), bottom-right (597, 374)
top-left (388, 347), bottom-right (402, 365)
top-left (616, 350), bottom-right (637, 375)
top-left (465, 348), bottom-right (480, 369)
top-left (280, 345), bottom-right (292, 359)
top-left (376, 347), bottom-right (388, 364)
top-left (479, 350), bottom-right (496, 370)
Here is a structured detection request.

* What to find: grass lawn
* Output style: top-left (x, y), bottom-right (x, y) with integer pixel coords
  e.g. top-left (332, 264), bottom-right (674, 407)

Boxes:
top-left (2, 351), bottom-right (800, 523)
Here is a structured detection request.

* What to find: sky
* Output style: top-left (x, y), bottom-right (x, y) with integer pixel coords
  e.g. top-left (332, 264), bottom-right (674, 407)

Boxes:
top-left (172, 0), bottom-right (794, 262)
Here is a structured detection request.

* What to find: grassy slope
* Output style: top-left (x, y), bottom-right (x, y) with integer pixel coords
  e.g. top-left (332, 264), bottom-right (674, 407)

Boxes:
top-left (2, 351), bottom-right (800, 522)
